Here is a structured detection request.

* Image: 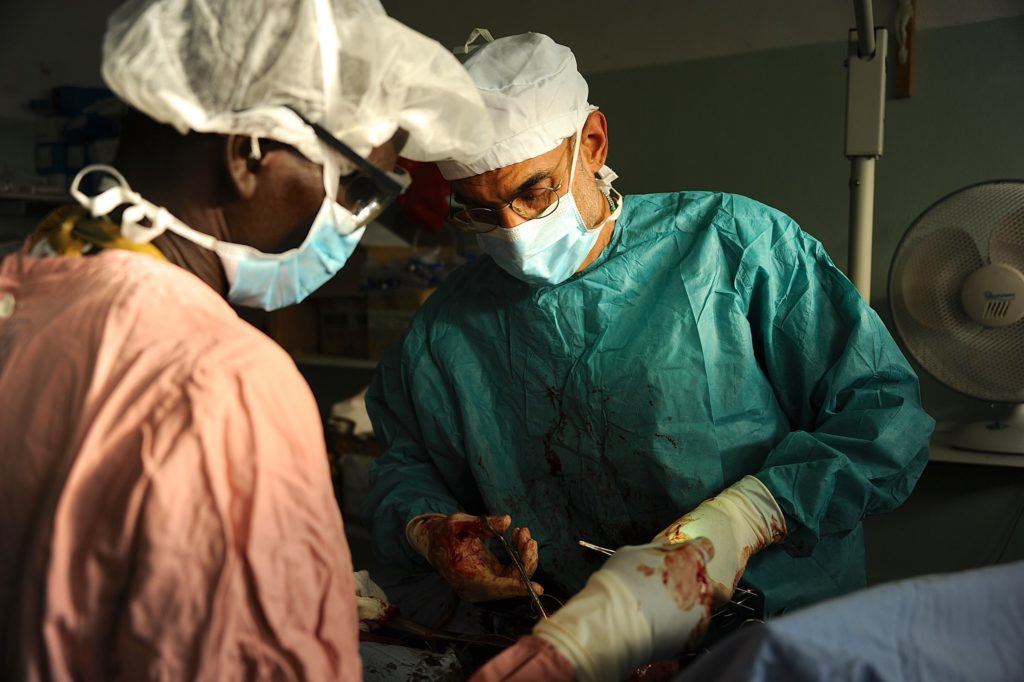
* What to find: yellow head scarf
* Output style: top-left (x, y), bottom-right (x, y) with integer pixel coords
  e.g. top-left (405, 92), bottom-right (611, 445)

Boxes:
top-left (30, 205), bottom-right (166, 261)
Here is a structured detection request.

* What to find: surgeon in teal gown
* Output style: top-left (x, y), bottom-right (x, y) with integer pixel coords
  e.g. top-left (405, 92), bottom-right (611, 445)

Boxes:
top-left (363, 188), bottom-right (934, 615)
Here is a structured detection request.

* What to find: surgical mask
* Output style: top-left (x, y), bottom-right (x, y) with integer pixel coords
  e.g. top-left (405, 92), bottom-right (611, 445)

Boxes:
top-left (220, 191), bottom-right (365, 310)
top-left (476, 132), bottom-right (622, 286)
top-left (70, 160), bottom-right (379, 311)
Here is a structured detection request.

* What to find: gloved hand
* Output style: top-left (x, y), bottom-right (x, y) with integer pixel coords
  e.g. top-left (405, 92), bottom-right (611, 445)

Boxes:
top-left (469, 635), bottom-right (575, 682)
top-left (354, 570), bottom-right (396, 631)
top-left (473, 538), bottom-right (714, 682)
top-left (656, 475), bottom-right (787, 605)
top-left (406, 512), bottom-right (543, 602)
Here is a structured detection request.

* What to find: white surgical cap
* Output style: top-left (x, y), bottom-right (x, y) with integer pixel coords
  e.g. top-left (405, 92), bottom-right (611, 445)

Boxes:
top-left (101, 0), bottom-right (495, 167)
top-left (437, 32), bottom-right (594, 181)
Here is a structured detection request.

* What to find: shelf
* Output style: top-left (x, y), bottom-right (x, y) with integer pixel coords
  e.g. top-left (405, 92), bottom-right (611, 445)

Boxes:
top-left (929, 430), bottom-right (1024, 469)
top-left (292, 353), bottom-right (378, 370)
top-left (929, 444), bottom-right (1024, 469)
top-left (0, 181), bottom-right (68, 204)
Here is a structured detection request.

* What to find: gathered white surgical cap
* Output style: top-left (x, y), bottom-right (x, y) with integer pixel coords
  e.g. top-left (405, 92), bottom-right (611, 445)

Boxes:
top-left (101, 0), bottom-right (495, 167)
top-left (437, 32), bottom-right (594, 181)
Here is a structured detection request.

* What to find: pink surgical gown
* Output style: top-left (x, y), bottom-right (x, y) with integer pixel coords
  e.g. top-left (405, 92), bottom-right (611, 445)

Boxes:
top-left (0, 248), bottom-right (360, 680)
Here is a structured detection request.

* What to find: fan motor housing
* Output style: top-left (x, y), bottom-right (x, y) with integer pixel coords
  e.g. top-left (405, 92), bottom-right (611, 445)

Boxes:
top-left (960, 263), bottom-right (1024, 327)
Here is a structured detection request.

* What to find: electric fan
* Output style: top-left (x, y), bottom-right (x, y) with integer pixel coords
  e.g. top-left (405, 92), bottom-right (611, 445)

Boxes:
top-left (889, 181), bottom-right (1024, 455)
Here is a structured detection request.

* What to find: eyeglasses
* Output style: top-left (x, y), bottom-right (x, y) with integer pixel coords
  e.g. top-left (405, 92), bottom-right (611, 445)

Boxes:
top-left (449, 139), bottom-right (574, 234)
top-left (286, 106), bottom-right (410, 223)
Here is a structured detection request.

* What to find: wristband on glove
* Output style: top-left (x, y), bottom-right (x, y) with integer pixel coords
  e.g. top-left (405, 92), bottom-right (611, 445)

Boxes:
top-left (405, 513), bottom-right (447, 558)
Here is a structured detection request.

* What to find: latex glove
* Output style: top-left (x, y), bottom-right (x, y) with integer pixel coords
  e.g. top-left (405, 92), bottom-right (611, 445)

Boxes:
top-left (656, 475), bottom-right (787, 605)
top-left (470, 635), bottom-right (576, 682)
top-left (406, 512), bottom-right (543, 602)
top-left (354, 570), bottom-right (396, 630)
top-left (525, 538), bottom-right (714, 682)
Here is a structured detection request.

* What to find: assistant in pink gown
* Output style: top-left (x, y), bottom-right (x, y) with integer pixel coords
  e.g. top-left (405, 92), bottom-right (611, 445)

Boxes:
top-left (0, 247), bottom-right (361, 681)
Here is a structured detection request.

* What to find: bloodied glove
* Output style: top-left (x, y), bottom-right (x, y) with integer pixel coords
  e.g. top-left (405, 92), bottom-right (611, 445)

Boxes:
top-left (354, 570), bottom-right (396, 631)
top-left (469, 636), bottom-right (576, 682)
top-left (656, 475), bottom-right (787, 606)
top-left (472, 538), bottom-right (715, 682)
top-left (406, 512), bottom-right (543, 602)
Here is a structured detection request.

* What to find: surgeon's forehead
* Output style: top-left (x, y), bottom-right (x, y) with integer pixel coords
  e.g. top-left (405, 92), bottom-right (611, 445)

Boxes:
top-left (453, 142), bottom-right (567, 207)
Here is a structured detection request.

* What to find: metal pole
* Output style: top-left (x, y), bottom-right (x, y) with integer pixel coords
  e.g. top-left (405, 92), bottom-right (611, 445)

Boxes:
top-left (845, 0), bottom-right (886, 303)
top-left (848, 157), bottom-right (876, 301)
top-left (853, 0), bottom-right (876, 57)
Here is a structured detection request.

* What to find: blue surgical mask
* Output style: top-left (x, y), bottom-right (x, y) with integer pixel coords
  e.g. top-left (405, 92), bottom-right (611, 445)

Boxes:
top-left (476, 133), bottom-right (622, 285)
top-left (218, 196), bottom-right (364, 310)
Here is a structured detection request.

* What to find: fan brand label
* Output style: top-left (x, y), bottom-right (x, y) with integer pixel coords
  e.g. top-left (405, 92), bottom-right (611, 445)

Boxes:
top-left (983, 290), bottom-right (1016, 301)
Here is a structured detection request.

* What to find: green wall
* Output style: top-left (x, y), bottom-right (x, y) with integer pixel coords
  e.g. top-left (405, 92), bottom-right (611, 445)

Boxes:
top-left (586, 17), bottom-right (1024, 421)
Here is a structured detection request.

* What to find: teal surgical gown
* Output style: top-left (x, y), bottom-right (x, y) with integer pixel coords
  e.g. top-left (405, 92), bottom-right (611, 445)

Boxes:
top-left (363, 192), bottom-right (934, 614)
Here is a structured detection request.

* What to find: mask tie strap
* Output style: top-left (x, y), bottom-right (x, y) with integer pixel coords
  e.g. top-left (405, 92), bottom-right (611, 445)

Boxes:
top-left (453, 28), bottom-right (494, 55)
top-left (249, 135), bottom-right (263, 161)
top-left (566, 112), bottom-right (586, 188)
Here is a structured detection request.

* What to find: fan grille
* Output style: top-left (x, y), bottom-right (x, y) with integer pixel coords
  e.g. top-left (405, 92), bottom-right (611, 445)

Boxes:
top-left (889, 181), bottom-right (1024, 403)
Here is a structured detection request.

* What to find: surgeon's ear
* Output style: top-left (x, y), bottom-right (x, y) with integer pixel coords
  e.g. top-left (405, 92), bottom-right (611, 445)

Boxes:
top-left (224, 134), bottom-right (260, 200)
top-left (579, 110), bottom-right (609, 175)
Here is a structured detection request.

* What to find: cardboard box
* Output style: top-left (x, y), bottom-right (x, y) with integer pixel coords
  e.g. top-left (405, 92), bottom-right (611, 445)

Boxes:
top-left (318, 296), bottom-right (369, 357)
top-left (265, 301), bottom-right (319, 354)
top-left (366, 288), bottom-right (435, 360)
